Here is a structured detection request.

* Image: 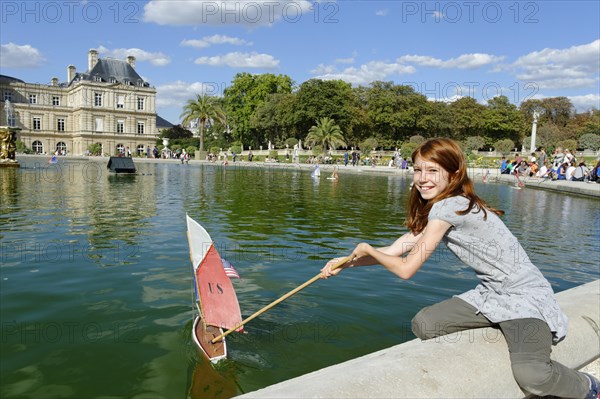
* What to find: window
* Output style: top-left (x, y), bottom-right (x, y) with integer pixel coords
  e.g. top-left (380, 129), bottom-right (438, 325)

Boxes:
top-left (52, 96), bottom-right (60, 106)
top-left (116, 144), bottom-right (125, 155)
top-left (116, 95), bottom-right (125, 109)
top-left (137, 97), bottom-right (144, 111)
top-left (7, 115), bottom-right (16, 127)
top-left (29, 94), bottom-right (37, 104)
top-left (95, 117), bottom-right (104, 132)
top-left (56, 142), bottom-right (67, 154)
top-left (32, 141), bottom-right (43, 154)
top-left (94, 76), bottom-right (102, 82)
top-left (94, 93), bottom-right (102, 107)
top-left (57, 118), bottom-right (65, 131)
top-left (137, 145), bottom-right (145, 155)
top-left (116, 120), bottom-right (124, 134)
top-left (33, 117), bottom-right (41, 130)
top-left (3, 91), bottom-right (12, 102)
top-left (137, 121), bottom-right (144, 135)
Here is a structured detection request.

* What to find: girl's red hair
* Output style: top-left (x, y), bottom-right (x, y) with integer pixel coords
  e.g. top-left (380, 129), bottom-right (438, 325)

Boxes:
top-left (406, 138), bottom-right (503, 234)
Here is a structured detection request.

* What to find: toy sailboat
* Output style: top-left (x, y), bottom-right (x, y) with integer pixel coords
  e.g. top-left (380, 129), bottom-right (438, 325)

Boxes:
top-left (186, 214), bottom-right (242, 363)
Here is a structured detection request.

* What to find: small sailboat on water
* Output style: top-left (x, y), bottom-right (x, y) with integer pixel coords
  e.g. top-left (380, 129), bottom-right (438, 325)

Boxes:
top-left (186, 214), bottom-right (242, 363)
top-left (311, 164), bottom-right (321, 178)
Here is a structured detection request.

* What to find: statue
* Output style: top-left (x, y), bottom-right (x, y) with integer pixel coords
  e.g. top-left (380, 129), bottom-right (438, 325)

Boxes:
top-left (0, 127), bottom-right (17, 162)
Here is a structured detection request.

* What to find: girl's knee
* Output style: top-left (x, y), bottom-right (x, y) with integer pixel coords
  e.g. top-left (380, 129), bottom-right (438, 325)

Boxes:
top-left (411, 308), bottom-right (437, 340)
top-left (511, 361), bottom-right (553, 395)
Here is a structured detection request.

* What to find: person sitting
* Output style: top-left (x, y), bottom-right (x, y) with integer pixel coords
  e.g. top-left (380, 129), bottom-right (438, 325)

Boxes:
top-left (516, 160), bottom-right (528, 176)
top-left (571, 161), bottom-right (590, 181)
top-left (589, 160), bottom-right (600, 183)
top-left (528, 162), bottom-right (538, 177)
top-left (556, 162), bottom-right (568, 180)
top-left (504, 160), bottom-right (515, 175)
top-left (565, 160), bottom-right (577, 181)
top-left (500, 157), bottom-right (508, 174)
top-left (536, 162), bottom-right (550, 178)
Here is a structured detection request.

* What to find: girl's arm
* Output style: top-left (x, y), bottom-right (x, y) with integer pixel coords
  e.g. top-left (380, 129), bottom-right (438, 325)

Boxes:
top-left (321, 220), bottom-right (452, 279)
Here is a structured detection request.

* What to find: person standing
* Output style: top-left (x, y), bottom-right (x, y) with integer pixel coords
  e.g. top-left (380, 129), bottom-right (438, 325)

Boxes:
top-left (538, 148), bottom-right (547, 169)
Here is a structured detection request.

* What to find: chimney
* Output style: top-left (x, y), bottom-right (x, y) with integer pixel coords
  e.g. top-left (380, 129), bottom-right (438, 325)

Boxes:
top-left (88, 49), bottom-right (98, 71)
top-left (126, 55), bottom-right (136, 69)
top-left (51, 77), bottom-right (58, 86)
top-left (67, 65), bottom-right (76, 83)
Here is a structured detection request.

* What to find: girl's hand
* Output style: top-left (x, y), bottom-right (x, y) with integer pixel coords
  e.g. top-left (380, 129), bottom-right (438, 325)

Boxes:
top-left (350, 242), bottom-right (373, 261)
top-left (320, 257), bottom-right (348, 279)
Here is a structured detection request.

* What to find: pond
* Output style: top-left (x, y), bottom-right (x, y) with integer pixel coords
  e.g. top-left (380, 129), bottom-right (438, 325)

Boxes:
top-left (1, 156), bottom-right (598, 398)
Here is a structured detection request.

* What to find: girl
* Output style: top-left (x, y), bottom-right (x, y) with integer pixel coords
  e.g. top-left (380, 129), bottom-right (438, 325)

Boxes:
top-left (321, 138), bottom-right (598, 398)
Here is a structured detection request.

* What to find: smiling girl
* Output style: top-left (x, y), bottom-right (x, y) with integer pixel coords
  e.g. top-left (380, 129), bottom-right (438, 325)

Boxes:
top-left (321, 138), bottom-right (598, 398)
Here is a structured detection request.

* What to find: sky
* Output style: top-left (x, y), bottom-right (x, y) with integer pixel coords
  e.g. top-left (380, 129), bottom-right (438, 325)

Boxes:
top-left (1, 0), bottom-right (599, 125)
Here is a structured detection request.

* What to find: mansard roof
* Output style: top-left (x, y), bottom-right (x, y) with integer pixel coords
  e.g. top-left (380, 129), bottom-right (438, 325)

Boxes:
top-left (72, 58), bottom-right (150, 87)
top-left (0, 74), bottom-right (25, 84)
top-left (156, 115), bottom-right (174, 128)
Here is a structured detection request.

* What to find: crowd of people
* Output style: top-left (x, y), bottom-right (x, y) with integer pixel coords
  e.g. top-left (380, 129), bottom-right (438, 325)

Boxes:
top-left (500, 147), bottom-right (600, 183)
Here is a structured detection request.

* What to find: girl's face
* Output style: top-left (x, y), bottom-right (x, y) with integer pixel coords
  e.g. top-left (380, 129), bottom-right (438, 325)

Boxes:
top-left (413, 155), bottom-right (451, 200)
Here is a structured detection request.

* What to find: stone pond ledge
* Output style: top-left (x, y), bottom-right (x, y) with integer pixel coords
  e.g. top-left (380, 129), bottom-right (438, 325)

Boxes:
top-left (236, 280), bottom-right (600, 398)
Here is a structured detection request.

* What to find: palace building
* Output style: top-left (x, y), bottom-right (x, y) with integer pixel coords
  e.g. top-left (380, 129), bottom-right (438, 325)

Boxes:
top-left (0, 49), bottom-right (173, 156)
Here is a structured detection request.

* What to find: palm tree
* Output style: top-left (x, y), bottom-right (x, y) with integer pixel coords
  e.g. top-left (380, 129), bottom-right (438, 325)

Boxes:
top-left (180, 94), bottom-right (225, 152)
top-left (305, 117), bottom-right (346, 152)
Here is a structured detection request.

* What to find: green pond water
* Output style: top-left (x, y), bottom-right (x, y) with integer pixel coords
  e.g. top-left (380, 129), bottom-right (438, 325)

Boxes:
top-left (1, 156), bottom-right (598, 398)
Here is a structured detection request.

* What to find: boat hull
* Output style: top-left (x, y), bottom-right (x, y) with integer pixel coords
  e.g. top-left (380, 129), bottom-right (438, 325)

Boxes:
top-left (192, 315), bottom-right (227, 363)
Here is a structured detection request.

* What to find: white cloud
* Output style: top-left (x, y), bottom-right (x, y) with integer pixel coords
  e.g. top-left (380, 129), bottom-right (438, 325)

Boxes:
top-left (568, 94), bottom-right (600, 112)
top-left (512, 40), bottom-right (600, 89)
top-left (181, 35), bottom-right (252, 49)
top-left (335, 57), bottom-right (355, 64)
top-left (144, 0), bottom-right (313, 26)
top-left (97, 46), bottom-right (170, 66)
top-left (398, 53), bottom-right (504, 69)
top-left (194, 52), bottom-right (279, 68)
top-left (0, 43), bottom-right (45, 68)
top-left (375, 9), bottom-right (388, 17)
top-left (313, 61), bottom-right (415, 86)
top-left (156, 80), bottom-right (227, 116)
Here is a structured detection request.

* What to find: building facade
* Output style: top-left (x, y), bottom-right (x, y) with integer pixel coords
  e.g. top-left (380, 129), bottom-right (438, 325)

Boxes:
top-left (0, 49), bottom-right (172, 156)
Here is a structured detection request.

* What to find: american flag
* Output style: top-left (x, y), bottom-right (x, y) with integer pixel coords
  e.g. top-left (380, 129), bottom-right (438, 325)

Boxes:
top-left (221, 258), bottom-right (240, 279)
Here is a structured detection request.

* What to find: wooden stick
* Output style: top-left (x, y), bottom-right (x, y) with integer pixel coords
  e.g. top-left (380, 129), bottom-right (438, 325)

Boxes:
top-left (211, 256), bottom-right (351, 343)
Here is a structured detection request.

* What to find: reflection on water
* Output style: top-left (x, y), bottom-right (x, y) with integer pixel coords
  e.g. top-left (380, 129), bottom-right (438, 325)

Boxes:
top-left (1, 156), bottom-right (598, 398)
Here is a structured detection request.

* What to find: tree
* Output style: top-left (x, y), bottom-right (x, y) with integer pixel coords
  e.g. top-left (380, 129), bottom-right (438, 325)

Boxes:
top-left (159, 124), bottom-right (193, 140)
top-left (224, 72), bottom-right (294, 148)
top-left (579, 133), bottom-right (600, 150)
top-left (494, 139), bottom-right (515, 155)
top-left (521, 97), bottom-right (574, 127)
top-left (305, 117), bottom-right (346, 151)
top-left (409, 135), bottom-right (425, 145)
top-left (293, 79), bottom-right (355, 139)
top-left (180, 94), bottom-right (225, 152)
top-left (535, 123), bottom-right (563, 149)
top-left (464, 136), bottom-right (486, 153)
top-left (483, 96), bottom-right (524, 143)
top-left (251, 92), bottom-right (297, 147)
top-left (448, 97), bottom-right (486, 140)
top-left (363, 81), bottom-right (429, 142)
top-left (360, 137), bottom-right (379, 152)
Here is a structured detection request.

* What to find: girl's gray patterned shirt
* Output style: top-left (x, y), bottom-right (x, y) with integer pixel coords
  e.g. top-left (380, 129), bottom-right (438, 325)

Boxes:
top-left (429, 196), bottom-right (568, 342)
